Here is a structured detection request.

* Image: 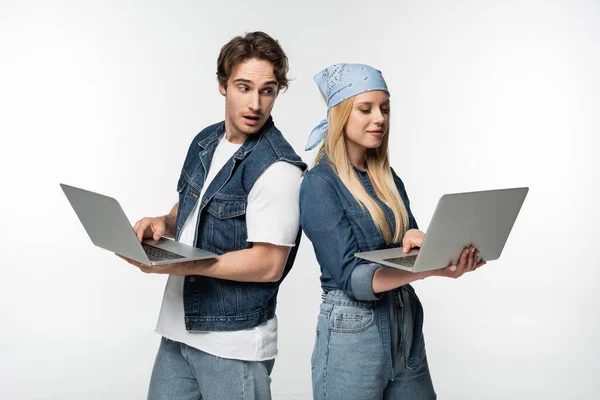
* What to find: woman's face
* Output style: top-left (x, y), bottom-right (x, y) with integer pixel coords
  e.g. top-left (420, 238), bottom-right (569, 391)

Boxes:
top-left (344, 90), bottom-right (390, 152)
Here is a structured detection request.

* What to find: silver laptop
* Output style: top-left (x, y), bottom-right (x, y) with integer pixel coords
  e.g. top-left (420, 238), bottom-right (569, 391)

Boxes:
top-left (355, 187), bottom-right (528, 272)
top-left (60, 183), bottom-right (217, 265)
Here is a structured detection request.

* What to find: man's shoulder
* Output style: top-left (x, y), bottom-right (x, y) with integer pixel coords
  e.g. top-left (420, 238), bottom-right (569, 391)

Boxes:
top-left (260, 161), bottom-right (304, 183)
top-left (261, 124), bottom-right (304, 163)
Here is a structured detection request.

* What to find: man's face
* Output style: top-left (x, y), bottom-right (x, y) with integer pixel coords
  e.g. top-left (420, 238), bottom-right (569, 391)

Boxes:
top-left (219, 58), bottom-right (278, 139)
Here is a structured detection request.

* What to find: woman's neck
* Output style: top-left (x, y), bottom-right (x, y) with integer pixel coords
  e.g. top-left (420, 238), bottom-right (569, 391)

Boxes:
top-left (345, 139), bottom-right (367, 170)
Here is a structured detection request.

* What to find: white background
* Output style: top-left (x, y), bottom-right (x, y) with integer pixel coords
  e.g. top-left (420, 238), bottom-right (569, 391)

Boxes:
top-left (1, 0), bottom-right (599, 399)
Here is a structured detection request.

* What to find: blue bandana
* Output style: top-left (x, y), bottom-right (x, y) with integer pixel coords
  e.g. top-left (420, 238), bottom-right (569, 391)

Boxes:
top-left (305, 63), bottom-right (390, 151)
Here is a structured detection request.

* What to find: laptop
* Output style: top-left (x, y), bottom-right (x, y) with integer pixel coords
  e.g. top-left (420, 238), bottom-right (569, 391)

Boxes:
top-left (60, 183), bottom-right (217, 265)
top-left (355, 187), bottom-right (528, 272)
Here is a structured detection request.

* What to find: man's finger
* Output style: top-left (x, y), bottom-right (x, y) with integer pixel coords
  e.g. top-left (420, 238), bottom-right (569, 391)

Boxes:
top-left (152, 220), bottom-right (163, 241)
top-left (137, 219), bottom-right (151, 242)
top-left (136, 222), bottom-right (147, 242)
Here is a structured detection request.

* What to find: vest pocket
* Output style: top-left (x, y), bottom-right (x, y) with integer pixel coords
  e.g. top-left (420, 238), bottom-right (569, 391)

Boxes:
top-left (205, 196), bottom-right (247, 252)
top-left (207, 197), bottom-right (246, 218)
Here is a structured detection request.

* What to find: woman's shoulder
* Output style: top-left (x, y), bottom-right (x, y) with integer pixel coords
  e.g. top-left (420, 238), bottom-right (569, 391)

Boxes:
top-left (301, 162), bottom-right (343, 196)
top-left (390, 167), bottom-right (406, 186)
top-left (304, 161), bottom-right (338, 182)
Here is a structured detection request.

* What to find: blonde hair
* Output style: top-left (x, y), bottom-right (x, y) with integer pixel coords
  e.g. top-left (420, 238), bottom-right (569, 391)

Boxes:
top-left (314, 97), bottom-right (409, 244)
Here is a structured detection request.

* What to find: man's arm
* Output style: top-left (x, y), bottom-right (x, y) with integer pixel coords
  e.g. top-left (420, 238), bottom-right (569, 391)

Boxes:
top-left (121, 241), bottom-right (293, 283)
top-left (125, 200), bottom-right (292, 282)
top-left (188, 243), bottom-right (292, 282)
top-left (124, 161), bottom-right (302, 282)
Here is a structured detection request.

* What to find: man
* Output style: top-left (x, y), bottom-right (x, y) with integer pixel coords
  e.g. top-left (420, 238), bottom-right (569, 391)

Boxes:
top-left (120, 32), bottom-right (306, 400)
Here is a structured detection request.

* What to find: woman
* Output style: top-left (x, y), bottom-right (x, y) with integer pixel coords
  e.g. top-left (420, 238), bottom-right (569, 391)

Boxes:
top-left (299, 64), bottom-right (486, 400)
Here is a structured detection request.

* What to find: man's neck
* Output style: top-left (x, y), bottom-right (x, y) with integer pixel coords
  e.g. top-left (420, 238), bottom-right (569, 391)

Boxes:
top-left (223, 120), bottom-right (248, 144)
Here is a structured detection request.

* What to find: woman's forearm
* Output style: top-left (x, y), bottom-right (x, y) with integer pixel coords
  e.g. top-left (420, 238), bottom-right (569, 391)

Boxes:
top-left (372, 267), bottom-right (434, 293)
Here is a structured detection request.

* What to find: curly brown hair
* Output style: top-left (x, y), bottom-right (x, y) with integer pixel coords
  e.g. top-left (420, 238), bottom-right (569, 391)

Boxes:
top-left (217, 31), bottom-right (289, 92)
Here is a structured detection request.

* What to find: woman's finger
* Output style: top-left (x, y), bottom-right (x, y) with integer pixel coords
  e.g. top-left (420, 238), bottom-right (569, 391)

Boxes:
top-left (458, 247), bottom-right (469, 268)
top-left (467, 247), bottom-right (476, 271)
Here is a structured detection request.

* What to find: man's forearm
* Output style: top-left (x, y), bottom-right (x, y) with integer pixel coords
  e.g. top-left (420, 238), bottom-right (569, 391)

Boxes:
top-left (181, 244), bottom-right (290, 283)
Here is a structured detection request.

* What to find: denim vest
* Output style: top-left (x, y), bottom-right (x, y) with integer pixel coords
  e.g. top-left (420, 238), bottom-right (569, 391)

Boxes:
top-left (299, 157), bottom-right (422, 380)
top-left (175, 117), bottom-right (307, 331)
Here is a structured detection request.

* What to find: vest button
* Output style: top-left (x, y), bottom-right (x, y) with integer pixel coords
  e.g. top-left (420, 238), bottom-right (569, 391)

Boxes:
top-left (186, 321), bottom-right (193, 330)
top-left (189, 277), bottom-right (196, 283)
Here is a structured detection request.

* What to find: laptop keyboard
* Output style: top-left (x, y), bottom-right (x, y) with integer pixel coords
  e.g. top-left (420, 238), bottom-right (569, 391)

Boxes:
top-left (383, 255), bottom-right (418, 268)
top-left (142, 243), bottom-right (185, 262)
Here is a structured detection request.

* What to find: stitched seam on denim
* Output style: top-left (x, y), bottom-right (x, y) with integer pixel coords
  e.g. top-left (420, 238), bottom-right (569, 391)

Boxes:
top-left (242, 360), bottom-right (248, 400)
top-left (264, 130), bottom-right (283, 158)
top-left (323, 326), bottom-right (330, 400)
top-left (330, 312), bottom-right (375, 333)
top-left (186, 302), bottom-right (276, 322)
top-left (311, 328), bottom-right (319, 370)
top-left (197, 123), bottom-right (224, 149)
top-left (181, 344), bottom-right (200, 393)
top-left (207, 209), bottom-right (246, 219)
top-left (303, 172), bottom-right (345, 207)
top-left (212, 193), bottom-right (247, 201)
top-left (182, 169), bottom-right (205, 193)
top-left (324, 299), bottom-right (375, 308)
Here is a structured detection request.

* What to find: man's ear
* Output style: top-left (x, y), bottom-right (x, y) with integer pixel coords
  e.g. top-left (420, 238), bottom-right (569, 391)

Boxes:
top-left (219, 82), bottom-right (227, 96)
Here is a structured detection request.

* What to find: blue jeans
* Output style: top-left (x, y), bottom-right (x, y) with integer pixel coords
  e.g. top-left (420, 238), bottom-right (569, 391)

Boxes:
top-left (311, 291), bottom-right (436, 400)
top-left (148, 337), bottom-right (275, 400)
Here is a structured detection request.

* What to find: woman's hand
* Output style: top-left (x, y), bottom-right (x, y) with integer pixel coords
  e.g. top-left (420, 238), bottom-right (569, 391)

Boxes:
top-left (430, 246), bottom-right (487, 278)
top-left (402, 229), bottom-right (425, 253)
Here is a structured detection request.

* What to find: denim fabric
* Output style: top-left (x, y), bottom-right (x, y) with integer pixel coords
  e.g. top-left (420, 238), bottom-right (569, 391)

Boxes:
top-left (148, 337), bottom-right (275, 400)
top-left (311, 290), bottom-right (436, 400)
top-left (176, 117), bottom-right (306, 331)
top-left (299, 158), bottom-right (418, 301)
top-left (300, 157), bottom-right (427, 382)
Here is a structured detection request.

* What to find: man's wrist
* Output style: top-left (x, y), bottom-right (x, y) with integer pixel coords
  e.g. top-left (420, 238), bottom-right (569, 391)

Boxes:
top-left (161, 214), bottom-right (175, 237)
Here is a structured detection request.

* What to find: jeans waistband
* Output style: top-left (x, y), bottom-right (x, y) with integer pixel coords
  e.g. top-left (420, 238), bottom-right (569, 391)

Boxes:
top-left (322, 290), bottom-right (378, 308)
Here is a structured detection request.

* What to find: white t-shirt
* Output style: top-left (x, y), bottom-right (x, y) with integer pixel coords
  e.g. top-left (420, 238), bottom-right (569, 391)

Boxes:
top-left (155, 134), bottom-right (303, 361)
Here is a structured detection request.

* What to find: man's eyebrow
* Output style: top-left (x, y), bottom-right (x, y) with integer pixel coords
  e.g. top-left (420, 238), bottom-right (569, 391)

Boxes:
top-left (232, 78), bottom-right (253, 85)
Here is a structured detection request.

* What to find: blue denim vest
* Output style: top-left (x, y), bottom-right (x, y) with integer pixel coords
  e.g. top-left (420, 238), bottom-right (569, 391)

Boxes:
top-left (299, 157), bottom-right (423, 380)
top-left (175, 117), bottom-right (307, 331)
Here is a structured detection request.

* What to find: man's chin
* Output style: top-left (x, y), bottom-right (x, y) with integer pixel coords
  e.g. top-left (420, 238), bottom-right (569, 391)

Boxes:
top-left (240, 120), bottom-right (265, 134)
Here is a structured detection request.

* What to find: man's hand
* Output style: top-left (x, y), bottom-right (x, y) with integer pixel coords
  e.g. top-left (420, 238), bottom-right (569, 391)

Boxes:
top-left (132, 216), bottom-right (168, 242)
top-left (116, 254), bottom-right (204, 275)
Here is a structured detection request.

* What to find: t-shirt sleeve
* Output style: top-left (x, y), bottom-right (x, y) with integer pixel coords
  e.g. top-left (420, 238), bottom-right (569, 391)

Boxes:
top-left (246, 161), bottom-right (303, 246)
